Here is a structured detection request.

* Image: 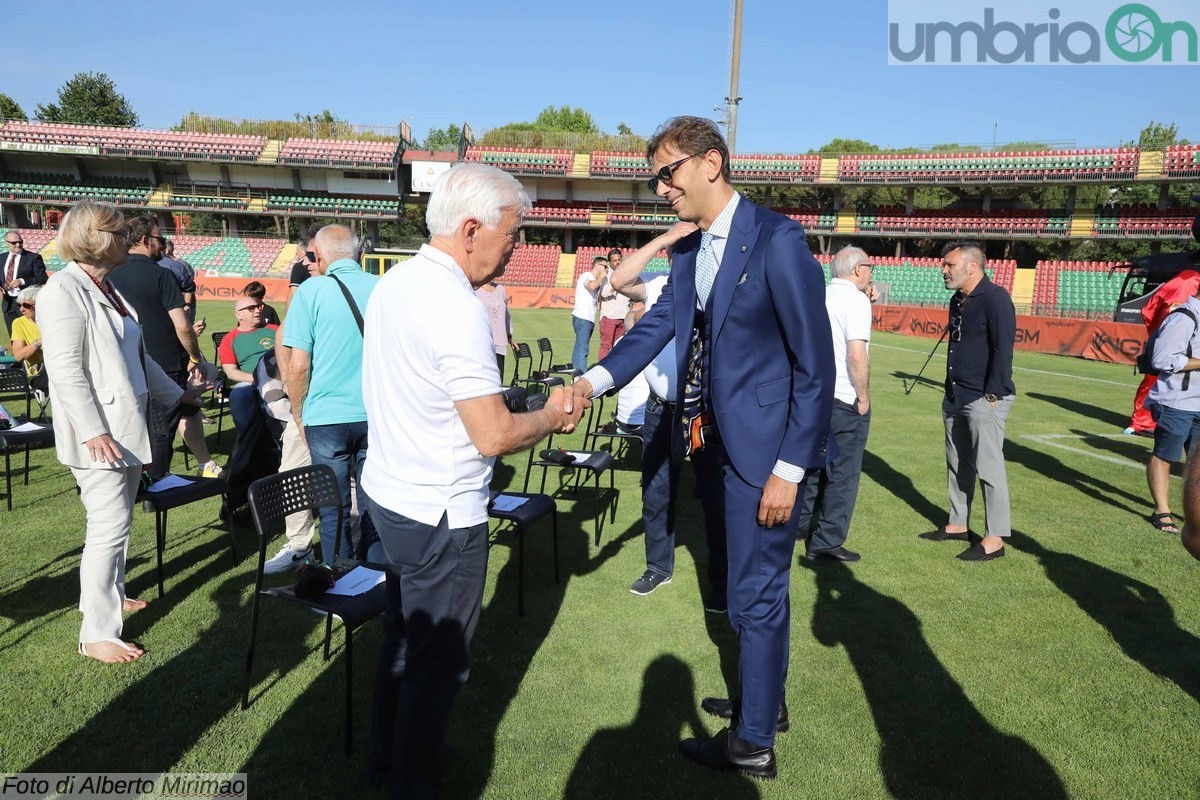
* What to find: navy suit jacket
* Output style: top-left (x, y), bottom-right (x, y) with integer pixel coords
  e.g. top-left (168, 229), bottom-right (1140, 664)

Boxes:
top-left (598, 197), bottom-right (835, 488)
top-left (3, 250), bottom-right (49, 314)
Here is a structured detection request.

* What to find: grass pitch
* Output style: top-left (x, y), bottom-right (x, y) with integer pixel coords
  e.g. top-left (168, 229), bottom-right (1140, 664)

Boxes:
top-left (1, 303), bottom-right (1197, 799)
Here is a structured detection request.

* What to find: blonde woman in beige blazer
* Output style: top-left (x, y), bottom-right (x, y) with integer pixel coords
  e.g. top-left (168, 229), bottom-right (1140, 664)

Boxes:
top-left (39, 202), bottom-right (201, 664)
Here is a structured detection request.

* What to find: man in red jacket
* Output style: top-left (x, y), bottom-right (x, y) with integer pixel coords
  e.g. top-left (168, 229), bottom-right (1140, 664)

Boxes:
top-left (1128, 269), bottom-right (1200, 435)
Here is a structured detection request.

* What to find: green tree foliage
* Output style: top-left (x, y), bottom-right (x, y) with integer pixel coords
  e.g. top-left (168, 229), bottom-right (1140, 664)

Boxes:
top-left (533, 105), bottom-right (599, 134)
top-left (421, 123), bottom-right (462, 152)
top-left (616, 122), bottom-right (633, 136)
top-left (1130, 120), bottom-right (1183, 151)
top-left (0, 93), bottom-right (27, 121)
top-left (36, 72), bottom-right (138, 127)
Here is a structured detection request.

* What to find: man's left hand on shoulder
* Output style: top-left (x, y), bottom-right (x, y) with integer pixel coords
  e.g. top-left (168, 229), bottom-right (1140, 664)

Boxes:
top-left (758, 474), bottom-right (798, 529)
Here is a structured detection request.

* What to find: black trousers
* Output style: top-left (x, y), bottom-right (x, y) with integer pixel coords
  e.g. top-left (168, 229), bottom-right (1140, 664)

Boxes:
top-left (795, 398), bottom-right (871, 552)
top-left (366, 493), bottom-right (490, 800)
top-left (148, 367), bottom-right (201, 479)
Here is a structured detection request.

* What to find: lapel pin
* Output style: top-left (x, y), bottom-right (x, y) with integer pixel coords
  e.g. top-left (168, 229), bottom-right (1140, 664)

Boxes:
top-left (740, 244), bottom-right (748, 253)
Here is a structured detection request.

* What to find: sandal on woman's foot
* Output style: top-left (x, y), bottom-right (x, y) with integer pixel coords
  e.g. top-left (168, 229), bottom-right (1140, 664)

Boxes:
top-left (78, 638), bottom-right (144, 663)
top-left (122, 598), bottom-right (148, 613)
top-left (1149, 512), bottom-right (1180, 534)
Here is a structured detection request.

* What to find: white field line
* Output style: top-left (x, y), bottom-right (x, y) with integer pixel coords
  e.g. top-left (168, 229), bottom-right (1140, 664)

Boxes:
top-left (1020, 433), bottom-right (1149, 471)
top-left (873, 343), bottom-right (1137, 387)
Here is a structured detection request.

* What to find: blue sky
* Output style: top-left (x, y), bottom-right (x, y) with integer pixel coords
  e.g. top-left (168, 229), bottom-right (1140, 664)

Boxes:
top-left (5, 0), bottom-right (1196, 152)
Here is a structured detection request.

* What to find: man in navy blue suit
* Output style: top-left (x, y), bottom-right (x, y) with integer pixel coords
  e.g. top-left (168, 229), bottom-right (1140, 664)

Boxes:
top-left (567, 116), bottom-right (835, 779)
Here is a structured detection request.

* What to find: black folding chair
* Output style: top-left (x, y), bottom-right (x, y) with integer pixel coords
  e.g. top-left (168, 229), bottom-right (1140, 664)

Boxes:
top-left (136, 476), bottom-right (231, 595)
top-left (0, 364), bottom-right (38, 422)
top-left (242, 464), bottom-right (387, 754)
top-left (509, 342), bottom-right (534, 387)
top-left (0, 371), bottom-right (54, 512)
top-left (523, 422), bottom-right (616, 547)
top-left (582, 390), bottom-right (643, 463)
top-left (536, 337), bottom-right (576, 376)
top-left (209, 331), bottom-right (232, 443)
top-left (487, 490), bottom-right (558, 616)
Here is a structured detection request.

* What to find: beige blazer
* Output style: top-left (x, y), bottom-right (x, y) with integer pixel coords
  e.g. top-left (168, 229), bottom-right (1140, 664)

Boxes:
top-left (38, 262), bottom-right (184, 469)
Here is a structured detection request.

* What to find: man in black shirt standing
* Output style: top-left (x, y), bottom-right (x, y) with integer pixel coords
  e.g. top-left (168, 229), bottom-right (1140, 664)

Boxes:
top-left (109, 216), bottom-right (221, 479)
top-left (919, 240), bottom-right (1016, 562)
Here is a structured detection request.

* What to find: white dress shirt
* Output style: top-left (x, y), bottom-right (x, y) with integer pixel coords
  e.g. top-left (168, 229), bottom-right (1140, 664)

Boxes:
top-left (581, 193), bottom-right (805, 483)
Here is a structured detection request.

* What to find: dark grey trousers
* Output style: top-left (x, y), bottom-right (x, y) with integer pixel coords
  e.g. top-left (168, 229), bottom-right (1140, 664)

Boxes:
top-left (365, 494), bottom-right (489, 800)
top-left (796, 398), bottom-right (871, 552)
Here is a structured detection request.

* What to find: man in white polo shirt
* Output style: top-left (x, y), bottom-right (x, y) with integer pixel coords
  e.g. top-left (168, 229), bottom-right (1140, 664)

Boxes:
top-left (609, 222), bottom-right (728, 606)
top-left (795, 245), bottom-right (875, 562)
top-left (361, 162), bottom-right (585, 798)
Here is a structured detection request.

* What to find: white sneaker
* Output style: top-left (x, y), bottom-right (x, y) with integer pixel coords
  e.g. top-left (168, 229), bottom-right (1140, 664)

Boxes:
top-left (262, 543), bottom-right (313, 575)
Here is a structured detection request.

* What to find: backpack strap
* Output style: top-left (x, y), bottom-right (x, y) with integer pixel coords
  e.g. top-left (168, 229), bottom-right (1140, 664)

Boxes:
top-left (330, 275), bottom-right (364, 336)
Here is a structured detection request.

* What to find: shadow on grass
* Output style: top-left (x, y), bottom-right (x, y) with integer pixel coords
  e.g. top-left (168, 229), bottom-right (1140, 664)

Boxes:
top-left (1005, 441), bottom-right (1146, 517)
top-left (19, 538), bottom-right (309, 774)
top-left (891, 370), bottom-right (942, 394)
top-left (861, 449), bottom-right (944, 528)
top-left (1027, 392), bottom-right (1130, 431)
top-left (804, 560), bottom-right (1067, 798)
top-left (445, 498), bottom-right (638, 797)
top-left (1067, 429), bottom-right (1158, 466)
top-left (563, 655), bottom-right (759, 799)
top-left (1009, 530), bottom-right (1200, 703)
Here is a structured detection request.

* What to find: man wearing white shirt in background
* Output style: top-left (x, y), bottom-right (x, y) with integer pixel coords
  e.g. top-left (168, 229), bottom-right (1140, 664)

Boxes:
top-left (571, 257), bottom-right (605, 371)
top-left (361, 163), bottom-right (586, 799)
top-left (609, 222), bottom-right (727, 603)
top-left (795, 246), bottom-right (875, 562)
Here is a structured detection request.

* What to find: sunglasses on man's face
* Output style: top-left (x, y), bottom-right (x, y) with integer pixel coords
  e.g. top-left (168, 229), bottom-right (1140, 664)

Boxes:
top-left (6, 240), bottom-right (21, 246)
top-left (647, 153), bottom-right (699, 193)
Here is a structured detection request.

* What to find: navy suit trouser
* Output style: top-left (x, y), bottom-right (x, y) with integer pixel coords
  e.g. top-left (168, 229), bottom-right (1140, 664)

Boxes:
top-left (705, 438), bottom-right (799, 749)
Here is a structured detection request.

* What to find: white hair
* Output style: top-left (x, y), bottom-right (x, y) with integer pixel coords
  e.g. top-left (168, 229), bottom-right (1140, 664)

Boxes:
top-left (16, 285), bottom-right (40, 305)
top-left (425, 162), bottom-right (532, 238)
top-left (313, 224), bottom-right (361, 263)
top-left (831, 246), bottom-right (869, 278)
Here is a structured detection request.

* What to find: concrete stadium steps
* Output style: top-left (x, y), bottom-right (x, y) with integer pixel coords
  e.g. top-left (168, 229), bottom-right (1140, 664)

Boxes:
top-left (835, 208), bottom-right (857, 234)
top-left (555, 253), bottom-right (577, 287)
top-left (589, 210), bottom-right (608, 226)
top-left (571, 153), bottom-right (591, 178)
top-left (148, 184), bottom-right (172, 206)
top-left (1137, 151), bottom-right (1164, 179)
top-left (247, 197), bottom-right (266, 212)
top-left (258, 139), bottom-right (283, 164)
top-left (270, 244), bottom-right (298, 275)
top-left (1010, 268), bottom-right (1036, 307)
top-left (818, 157), bottom-right (840, 183)
top-left (1070, 210), bottom-right (1095, 238)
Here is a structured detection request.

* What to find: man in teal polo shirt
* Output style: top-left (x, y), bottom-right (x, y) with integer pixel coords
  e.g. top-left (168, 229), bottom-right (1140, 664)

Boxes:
top-left (282, 224), bottom-right (379, 563)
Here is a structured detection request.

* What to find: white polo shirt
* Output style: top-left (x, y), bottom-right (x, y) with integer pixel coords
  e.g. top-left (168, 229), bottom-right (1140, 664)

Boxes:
top-left (640, 274), bottom-right (677, 401)
top-left (825, 277), bottom-right (872, 405)
top-left (361, 244), bottom-right (502, 528)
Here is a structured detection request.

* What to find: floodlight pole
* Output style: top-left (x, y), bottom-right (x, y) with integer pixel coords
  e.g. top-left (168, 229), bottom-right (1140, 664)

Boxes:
top-left (727, 0), bottom-right (744, 154)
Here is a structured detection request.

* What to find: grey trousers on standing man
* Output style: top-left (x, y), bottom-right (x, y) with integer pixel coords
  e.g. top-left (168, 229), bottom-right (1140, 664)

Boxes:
top-left (943, 395), bottom-right (1014, 537)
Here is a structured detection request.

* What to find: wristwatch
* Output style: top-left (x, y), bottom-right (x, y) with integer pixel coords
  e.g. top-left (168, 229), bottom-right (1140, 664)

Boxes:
top-left (985, 393), bottom-right (999, 403)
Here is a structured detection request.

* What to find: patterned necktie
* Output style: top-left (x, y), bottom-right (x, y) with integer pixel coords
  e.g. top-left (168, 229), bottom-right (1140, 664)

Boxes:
top-left (695, 231), bottom-right (716, 309)
top-left (4, 254), bottom-right (14, 288)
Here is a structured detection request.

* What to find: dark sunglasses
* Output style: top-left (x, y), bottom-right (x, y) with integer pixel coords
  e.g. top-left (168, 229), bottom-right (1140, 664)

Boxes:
top-left (18, 302), bottom-right (34, 310)
top-left (238, 303), bottom-right (264, 312)
top-left (5, 239), bottom-right (21, 245)
top-left (647, 153), bottom-right (699, 193)
top-left (305, 250), bottom-right (316, 262)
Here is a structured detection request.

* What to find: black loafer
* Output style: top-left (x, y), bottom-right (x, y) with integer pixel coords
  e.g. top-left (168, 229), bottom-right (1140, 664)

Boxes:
top-left (700, 696), bottom-right (789, 733)
top-left (680, 728), bottom-right (777, 780)
top-left (957, 542), bottom-right (1005, 562)
top-left (918, 528), bottom-right (972, 542)
top-left (805, 546), bottom-right (861, 562)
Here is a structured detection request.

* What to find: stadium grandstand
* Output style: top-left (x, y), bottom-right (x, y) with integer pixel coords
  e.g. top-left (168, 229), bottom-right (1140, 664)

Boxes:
top-left (1, 116), bottom-right (1195, 319)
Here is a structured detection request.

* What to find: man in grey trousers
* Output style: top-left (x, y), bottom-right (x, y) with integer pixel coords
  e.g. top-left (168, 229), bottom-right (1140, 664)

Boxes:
top-left (919, 240), bottom-right (1016, 562)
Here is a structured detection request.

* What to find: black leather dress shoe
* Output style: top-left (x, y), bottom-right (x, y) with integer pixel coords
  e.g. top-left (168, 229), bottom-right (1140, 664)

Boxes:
top-left (700, 696), bottom-right (789, 732)
top-left (806, 545), bottom-right (861, 562)
top-left (918, 527), bottom-right (972, 542)
top-left (680, 728), bottom-right (777, 780)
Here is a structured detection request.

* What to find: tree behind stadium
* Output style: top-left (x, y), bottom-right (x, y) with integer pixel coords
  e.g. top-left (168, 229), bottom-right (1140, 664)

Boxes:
top-left (36, 72), bottom-right (138, 127)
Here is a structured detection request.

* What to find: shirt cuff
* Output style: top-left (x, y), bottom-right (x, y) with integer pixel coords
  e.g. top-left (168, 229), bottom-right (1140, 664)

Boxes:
top-left (580, 366), bottom-right (614, 397)
top-left (772, 460), bottom-right (806, 483)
